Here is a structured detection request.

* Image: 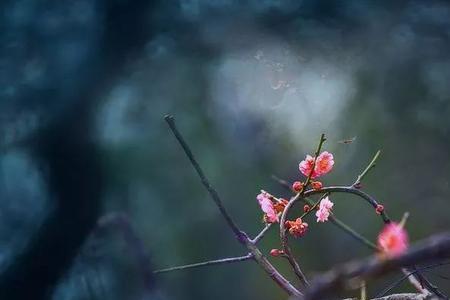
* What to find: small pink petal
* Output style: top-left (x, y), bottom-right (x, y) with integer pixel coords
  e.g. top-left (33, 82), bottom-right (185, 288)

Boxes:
top-left (299, 155), bottom-right (318, 178)
top-left (316, 197), bottom-right (334, 223)
top-left (256, 192), bottom-right (278, 223)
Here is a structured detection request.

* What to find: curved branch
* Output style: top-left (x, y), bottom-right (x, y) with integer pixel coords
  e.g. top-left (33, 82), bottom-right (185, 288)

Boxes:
top-left (279, 185), bottom-right (389, 288)
top-left (302, 186), bottom-right (390, 223)
top-left (303, 188), bottom-right (444, 297)
top-left (272, 175), bottom-right (378, 250)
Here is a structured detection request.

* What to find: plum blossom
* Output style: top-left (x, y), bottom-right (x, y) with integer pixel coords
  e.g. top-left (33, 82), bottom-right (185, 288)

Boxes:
top-left (315, 196), bottom-right (334, 222)
top-left (299, 151), bottom-right (334, 178)
top-left (273, 198), bottom-right (288, 214)
top-left (315, 151), bottom-right (334, 176)
top-left (311, 181), bottom-right (323, 190)
top-left (377, 222), bottom-right (409, 257)
top-left (299, 155), bottom-right (316, 178)
top-left (257, 192), bottom-right (278, 223)
top-left (285, 218), bottom-right (308, 238)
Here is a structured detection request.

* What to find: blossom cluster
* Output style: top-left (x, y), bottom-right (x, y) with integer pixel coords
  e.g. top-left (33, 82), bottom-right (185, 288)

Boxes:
top-left (257, 150), bottom-right (336, 240)
top-left (315, 197), bottom-right (333, 222)
top-left (255, 148), bottom-right (409, 259)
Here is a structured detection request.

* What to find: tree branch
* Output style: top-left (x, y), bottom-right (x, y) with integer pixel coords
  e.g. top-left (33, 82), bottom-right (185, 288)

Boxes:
top-left (251, 223), bottom-right (274, 244)
top-left (277, 134), bottom-right (327, 287)
top-left (301, 232), bottom-right (450, 300)
top-left (302, 186), bottom-right (390, 223)
top-left (164, 115), bottom-right (244, 241)
top-left (274, 150), bottom-right (443, 298)
top-left (153, 254), bottom-right (253, 274)
top-left (353, 150), bottom-right (381, 188)
top-left (376, 261), bottom-right (450, 298)
top-left (164, 115), bottom-right (302, 297)
top-left (271, 175), bottom-right (378, 250)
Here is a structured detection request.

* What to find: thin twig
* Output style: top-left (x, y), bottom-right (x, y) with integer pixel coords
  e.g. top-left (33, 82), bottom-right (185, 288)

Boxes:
top-left (165, 115), bottom-right (302, 297)
top-left (272, 175), bottom-right (378, 250)
top-left (302, 232), bottom-right (450, 300)
top-left (298, 193), bottom-right (329, 220)
top-left (352, 152), bottom-right (445, 298)
top-left (153, 254), bottom-right (253, 274)
top-left (329, 217), bottom-right (378, 250)
top-left (279, 145), bottom-right (386, 290)
top-left (275, 158), bottom-right (443, 297)
top-left (303, 134), bottom-right (327, 190)
top-left (361, 281), bottom-right (367, 300)
top-left (353, 150), bottom-right (381, 187)
top-left (376, 261), bottom-right (450, 298)
top-left (407, 268), bottom-right (448, 299)
top-left (165, 115), bottom-right (244, 241)
top-left (251, 223), bottom-right (274, 244)
top-left (279, 134), bottom-right (326, 287)
top-left (302, 186), bottom-right (390, 223)
top-left (271, 175), bottom-right (291, 191)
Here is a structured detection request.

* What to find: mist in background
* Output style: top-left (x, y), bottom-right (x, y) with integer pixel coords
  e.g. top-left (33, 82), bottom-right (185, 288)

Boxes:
top-left (1, 0), bottom-right (449, 299)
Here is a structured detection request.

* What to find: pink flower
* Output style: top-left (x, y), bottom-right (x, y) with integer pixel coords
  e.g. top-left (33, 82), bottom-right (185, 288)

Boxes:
top-left (315, 151), bottom-right (334, 176)
top-left (377, 222), bottom-right (409, 257)
top-left (257, 192), bottom-right (278, 223)
top-left (285, 218), bottom-right (308, 238)
top-left (299, 155), bottom-right (317, 178)
top-left (299, 151), bottom-right (334, 178)
top-left (315, 196), bottom-right (334, 222)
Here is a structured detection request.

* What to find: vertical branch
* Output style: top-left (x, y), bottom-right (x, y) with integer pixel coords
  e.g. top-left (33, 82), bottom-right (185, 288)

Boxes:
top-left (278, 134), bottom-right (326, 287)
top-left (303, 134), bottom-right (326, 189)
top-left (164, 115), bottom-right (302, 297)
top-left (165, 115), bottom-right (244, 242)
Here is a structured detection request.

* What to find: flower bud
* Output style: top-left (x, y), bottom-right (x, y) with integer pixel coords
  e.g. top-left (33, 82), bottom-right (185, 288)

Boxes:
top-left (311, 181), bottom-right (323, 190)
top-left (303, 204), bottom-right (310, 213)
top-left (292, 181), bottom-right (303, 192)
top-left (270, 249), bottom-right (284, 257)
top-left (354, 182), bottom-right (363, 189)
top-left (375, 204), bottom-right (384, 215)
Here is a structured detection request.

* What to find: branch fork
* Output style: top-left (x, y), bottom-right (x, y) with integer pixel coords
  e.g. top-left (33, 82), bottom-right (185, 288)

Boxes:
top-left (159, 115), bottom-right (448, 300)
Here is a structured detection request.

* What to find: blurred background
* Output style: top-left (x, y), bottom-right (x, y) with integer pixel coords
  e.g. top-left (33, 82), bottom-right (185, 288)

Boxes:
top-left (1, 0), bottom-right (449, 299)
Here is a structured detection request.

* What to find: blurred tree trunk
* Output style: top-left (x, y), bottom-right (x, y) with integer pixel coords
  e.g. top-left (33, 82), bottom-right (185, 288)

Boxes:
top-left (0, 1), bottom-right (159, 299)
